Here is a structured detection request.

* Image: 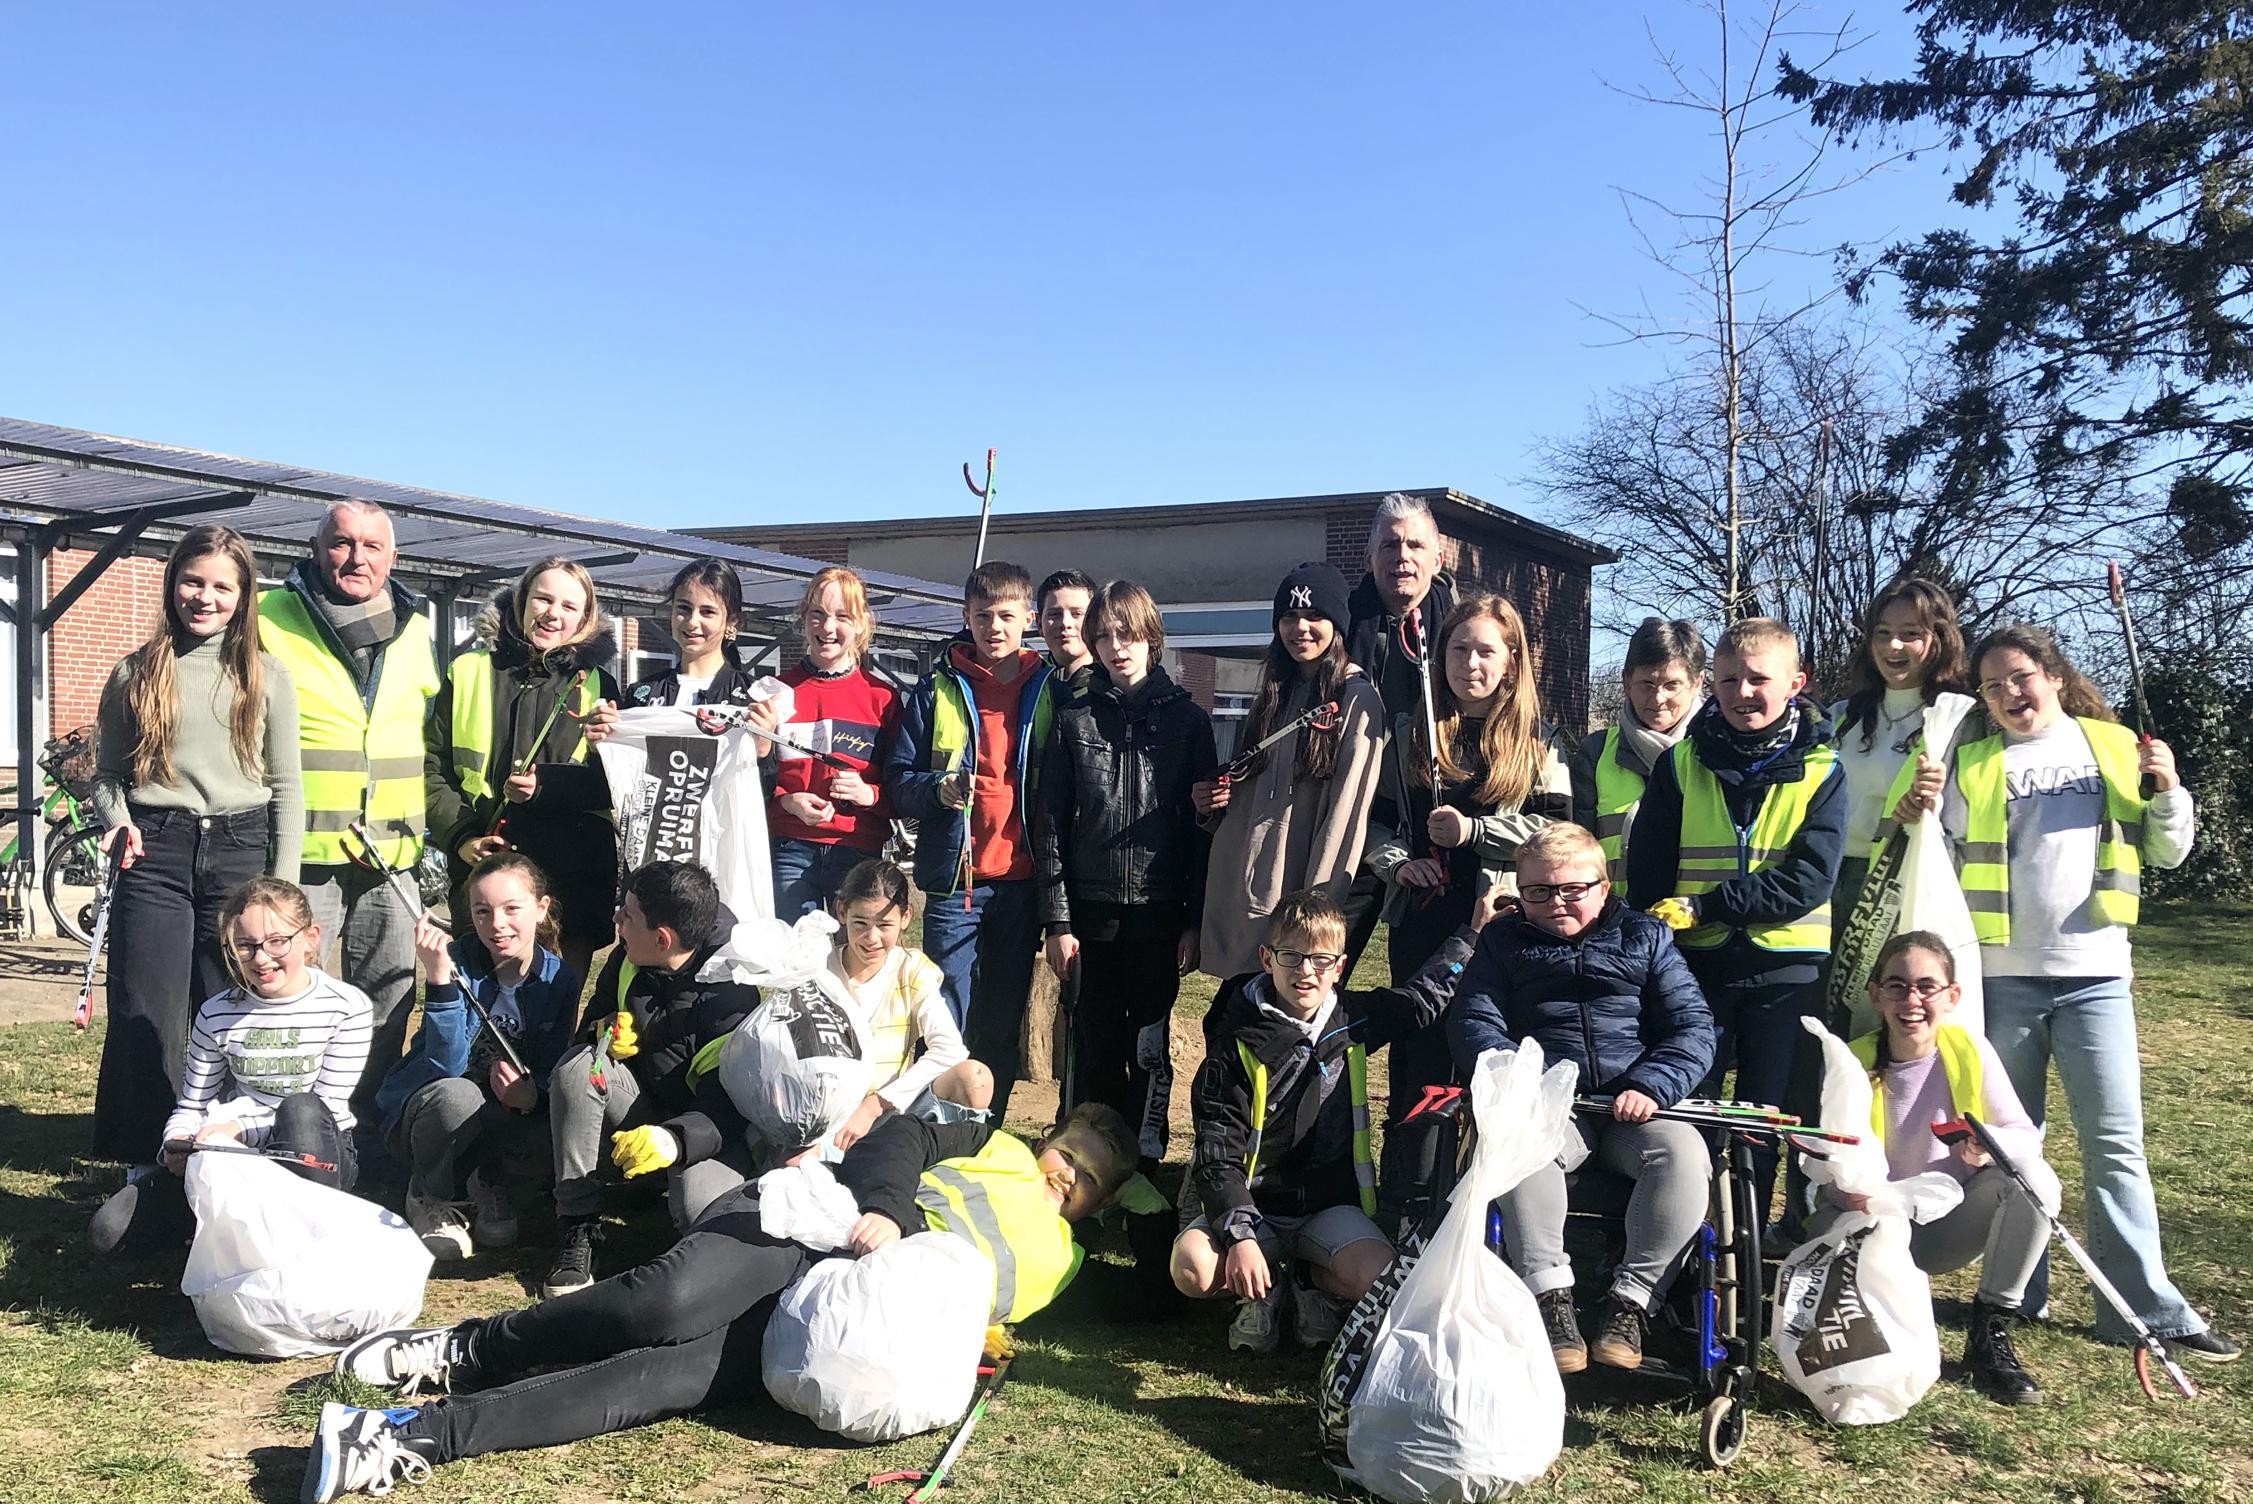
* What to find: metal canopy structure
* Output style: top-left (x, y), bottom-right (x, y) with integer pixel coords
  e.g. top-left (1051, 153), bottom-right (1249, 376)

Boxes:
top-left (0, 416), bottom-right (964, 869)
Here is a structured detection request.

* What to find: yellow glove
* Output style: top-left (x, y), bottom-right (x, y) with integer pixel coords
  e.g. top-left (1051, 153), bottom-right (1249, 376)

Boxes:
top-left (982, 1324), bottom-right (1015, 1362)
top-left (1648, 896), bottom-right (1698, 932)
top-left (606, 1010), bottom-right (640, 1061)
top-left (609, 1125), bottom-right (679, 1178)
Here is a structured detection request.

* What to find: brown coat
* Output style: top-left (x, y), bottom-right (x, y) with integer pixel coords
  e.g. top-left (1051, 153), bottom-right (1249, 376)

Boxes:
top-left (1199, 668), bottom-right (1385, 979)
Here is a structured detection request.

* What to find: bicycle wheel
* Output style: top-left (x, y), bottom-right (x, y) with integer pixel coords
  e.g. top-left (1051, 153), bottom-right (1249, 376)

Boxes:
top-left (43, 823), bottom-right (106, 945)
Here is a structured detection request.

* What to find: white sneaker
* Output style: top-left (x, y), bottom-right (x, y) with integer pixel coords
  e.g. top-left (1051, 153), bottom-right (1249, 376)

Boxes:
top-left (1294, 1280), bottom-right (1351, 1349)
top-left (1228, 1285), bottom-right (1289, 1355)
top-left (335, 1325), bottom-right (470, 1397)
top-left (301, 1402), bottom-right (433, 1502)
top-left (403, 1186), bottom-right (472, 1262)
top-left (466, 1170), bottom-right (517, 1250)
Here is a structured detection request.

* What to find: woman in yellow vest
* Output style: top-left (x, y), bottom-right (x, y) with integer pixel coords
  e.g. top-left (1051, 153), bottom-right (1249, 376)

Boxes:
top-left (425, 558), bottom-right (621, 985)
top-left (1810, 931), bottom-right (2056, 1403)
top-left (300, 1105), bottom-right (1139, 1498)
top-left (1581, 616), bottom-right (1705, 883)
top-left (1893, 624), bottom-right (2235, 1362)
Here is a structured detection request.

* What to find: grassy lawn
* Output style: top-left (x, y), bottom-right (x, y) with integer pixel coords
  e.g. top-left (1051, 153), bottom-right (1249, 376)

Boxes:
top-left (2, 903), bottom-right (2249, 1503)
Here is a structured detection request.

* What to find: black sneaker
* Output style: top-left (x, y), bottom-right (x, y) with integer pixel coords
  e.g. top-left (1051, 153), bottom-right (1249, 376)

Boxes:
top-left (1590, 1299), bottom-right (1647, 1371)
top-left (2167, 1327), bottom-right (2242, 1363)
top-left (1538, 1288), bottom-right (1587, 1374)
top-left (1965, 1299), bottom-right (2040, 1405)
top-left (543, 1218), bottom-right (599, 1298)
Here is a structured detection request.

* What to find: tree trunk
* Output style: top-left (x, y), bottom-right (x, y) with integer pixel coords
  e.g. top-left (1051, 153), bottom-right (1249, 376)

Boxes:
top-left (1019, 961), bottom-right (1066, 1085)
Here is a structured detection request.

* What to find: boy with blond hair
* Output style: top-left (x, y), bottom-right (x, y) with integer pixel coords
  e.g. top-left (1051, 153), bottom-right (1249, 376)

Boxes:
top-left (1175, 885), bottom-right (1504, 1353)
top-left (1626, 617), bottom-right (1845, 1234)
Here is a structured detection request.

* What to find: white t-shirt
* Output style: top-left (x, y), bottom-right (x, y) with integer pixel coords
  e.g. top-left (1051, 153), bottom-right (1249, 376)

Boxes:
top-left (1831, 687), bottom-right (1926, 851)
top-left (663, 672), bottom-right (716, 708)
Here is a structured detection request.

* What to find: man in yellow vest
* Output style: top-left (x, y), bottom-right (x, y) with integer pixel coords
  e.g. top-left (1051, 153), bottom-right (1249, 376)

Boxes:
top-left (258, 500), bottom-right (441, 1164)
top-left (1627, 617), bottom-right (1846, 1235)
top-left (307, 1104), bottom-right (1141, 1498)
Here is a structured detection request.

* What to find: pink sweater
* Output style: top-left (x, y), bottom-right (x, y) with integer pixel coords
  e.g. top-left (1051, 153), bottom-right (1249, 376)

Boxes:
top-left (1875, 1033), bottom-right (2043, 1185)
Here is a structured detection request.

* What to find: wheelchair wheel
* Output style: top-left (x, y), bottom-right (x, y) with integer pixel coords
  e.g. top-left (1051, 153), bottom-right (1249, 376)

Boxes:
top-left (1700, 1393), bottom-right (1746, 1468)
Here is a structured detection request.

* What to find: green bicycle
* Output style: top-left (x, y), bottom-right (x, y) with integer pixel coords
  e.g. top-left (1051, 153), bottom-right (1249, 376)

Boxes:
top-left (0, 725), bottom-right (111, 945)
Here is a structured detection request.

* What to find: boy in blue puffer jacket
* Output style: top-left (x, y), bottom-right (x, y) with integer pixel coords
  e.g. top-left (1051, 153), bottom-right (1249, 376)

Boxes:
top-left (1447, 823), bottom-right (1715, 1375)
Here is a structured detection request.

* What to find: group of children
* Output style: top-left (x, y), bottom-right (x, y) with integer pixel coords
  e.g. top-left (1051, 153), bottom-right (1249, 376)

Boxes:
top-left (70, 499), bottom-right (2237, 1502)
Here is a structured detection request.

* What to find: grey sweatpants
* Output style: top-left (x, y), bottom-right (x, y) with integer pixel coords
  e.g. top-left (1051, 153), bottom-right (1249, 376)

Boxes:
top-left (1807, 1163), bottom-right (2053, 1307)
top-left (548, 1044), bottom-right (649, 1219)
top-left (1501, 1116), bottom-right (1709, 1313)
top-left (396, 1076), bottom-right (550, 1201)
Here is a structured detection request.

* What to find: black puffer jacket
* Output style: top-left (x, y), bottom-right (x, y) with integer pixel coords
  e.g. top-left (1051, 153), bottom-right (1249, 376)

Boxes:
top-left (577, 942), bottom-right (757, 1117)
top-left (1446, 899), bottom-right (1715, 1107)
top-left (1034, 666), bottom-right (1219, 929)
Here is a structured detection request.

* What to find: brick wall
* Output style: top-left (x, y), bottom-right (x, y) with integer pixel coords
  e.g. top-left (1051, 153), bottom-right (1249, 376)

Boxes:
top-left (1173, 648), bottom-right (1218, 710)
top-left (45, 550), bottom-right (166, 739)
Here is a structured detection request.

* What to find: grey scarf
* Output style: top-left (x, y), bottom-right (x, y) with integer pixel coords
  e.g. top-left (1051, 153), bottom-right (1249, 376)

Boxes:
top-left (1615, 696), bottom-right (1698, 777)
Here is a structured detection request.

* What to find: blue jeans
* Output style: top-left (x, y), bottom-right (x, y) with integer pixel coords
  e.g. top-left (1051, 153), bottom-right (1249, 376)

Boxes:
top-left (769, 838), bottom-right (877, 921)
top-left (1984, 973), bottom-right (2205, 1340)
top-left (920, 878), bottom-right (1039, 1123)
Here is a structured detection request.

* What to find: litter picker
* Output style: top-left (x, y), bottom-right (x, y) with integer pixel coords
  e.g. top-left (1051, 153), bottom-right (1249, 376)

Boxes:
top-left (69, 838), bottom-right (127, 1031)
top-left (858, 1356), bottom-right (1013, 1502)
top-left (485, 670), bottom-right (591, 834)
top-left (2107, 560), bottom-right (2159, 796)
top-left (1218, 700), bottom-right (1343, 785)
top-left (1055, 955), bottom-right (1081, 1128)
top-left (1936, 1113), bottom-right (2197, 1400)
top-left (164, 1138), bottom-right (340, 1175)
top-left (964, 448), bottom-right (998, 569)
top-left (1574, 1095), bottom-right (1864, 1147)
top-left (689, 706), bottom-right (858, 770)
top-left (1404, 606), bottom-right (1447, 902)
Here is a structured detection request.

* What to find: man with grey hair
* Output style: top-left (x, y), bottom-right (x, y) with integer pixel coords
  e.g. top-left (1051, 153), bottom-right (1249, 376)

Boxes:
top-left (258, 500), bottom-right (442, 1169)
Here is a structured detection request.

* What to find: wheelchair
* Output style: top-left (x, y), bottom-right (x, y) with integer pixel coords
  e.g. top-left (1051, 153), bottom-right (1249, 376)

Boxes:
top-left (1399, 1088), bottom-right (1772, 1469)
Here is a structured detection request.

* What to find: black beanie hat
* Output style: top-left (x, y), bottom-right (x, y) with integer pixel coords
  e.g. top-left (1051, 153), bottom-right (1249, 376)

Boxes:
top-left (1273, 562), bottom-right (1352, 635)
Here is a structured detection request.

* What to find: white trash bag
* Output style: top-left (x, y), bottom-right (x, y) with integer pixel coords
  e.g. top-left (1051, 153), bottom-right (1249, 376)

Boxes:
top-left (1332, 1041), bottom-right (1579, 1502)
top-left (180, 1152), bottom-right (432, 1358)
top-left (717, 918), bottom-right (872, 1157)
top-left (762, 1231), bottom-right (991, 1442)
top-left (1892, 693), bottom-right (1984, 1038)
top-left (1772, 1019), bottom-right (1961, 1425)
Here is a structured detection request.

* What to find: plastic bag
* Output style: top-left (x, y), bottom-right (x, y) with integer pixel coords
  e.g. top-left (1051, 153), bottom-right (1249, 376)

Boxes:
top-left (756, 1159), bottom-right (864, 1250)
top-left (762, 1232), bottom-right (990, 1442)
top-left (1328, 1042), bottom-right (1578, 1502)
top-left (1828, 692), bottom-right (1978, 1037)
top-left (718, 937), bottom-right (872, 1156)
top-left (596, 704), bottom-right (775, 927)
top-left (180, 1153), bottom-right (432, 1358)
top-left (1772, 1020), bottom-right (1960, 1424)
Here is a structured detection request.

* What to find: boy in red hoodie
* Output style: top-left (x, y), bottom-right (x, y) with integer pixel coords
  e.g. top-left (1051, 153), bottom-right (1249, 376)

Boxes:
top-left (884, 561), bottom-right (1057, 1122)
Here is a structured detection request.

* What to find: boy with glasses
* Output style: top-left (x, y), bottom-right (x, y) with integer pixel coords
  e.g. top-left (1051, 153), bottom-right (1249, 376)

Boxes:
top-left (1171, 886), bottom-right (1504, 1353)
top-left (1448, 823), bottom-right (1715, 1373)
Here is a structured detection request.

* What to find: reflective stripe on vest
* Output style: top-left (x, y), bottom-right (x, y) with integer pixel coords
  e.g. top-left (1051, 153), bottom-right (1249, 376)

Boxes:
top-left (1238, 1037), bottom-right (1378, 1218)
top-left (448, 650), bottom-right (601, 803)
top-left (914, 1132), bottom-right (1085, 1324)
top-left (257, 587), bottom-right (439, 868)
top-left (1670, 738), bottom-right (1838, 952)
top-left (1849, 1023), bottom-right (1988, 1145)
top-left (1956, 717), bottom-right (2146, 947)
top-left (1592, 726), bottom-right (1646, 883)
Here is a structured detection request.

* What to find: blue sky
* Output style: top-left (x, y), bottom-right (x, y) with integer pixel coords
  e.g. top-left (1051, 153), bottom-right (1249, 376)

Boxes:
top-left (0, 3), bottom-right (1955, 533)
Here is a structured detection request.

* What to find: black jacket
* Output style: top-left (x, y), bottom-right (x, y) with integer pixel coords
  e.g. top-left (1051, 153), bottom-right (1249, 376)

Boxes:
top-left (1188, 929), bottom-right (1474, 1238)
top-left (834, 1114), bottom-right (996, 1232)
top-left (1624, 695), bottom-right (1848, 983)
top-left (578, 942), bottom-right (757, 1117)
top-left (1447, 899), bottom-right (1714, 1106)
top-left (625, 655), bottom-right (761, 711)
top-left (1034, 666), bottom-right (1220, 930)
top-left (1345, 570), bottom-right (1458, 833)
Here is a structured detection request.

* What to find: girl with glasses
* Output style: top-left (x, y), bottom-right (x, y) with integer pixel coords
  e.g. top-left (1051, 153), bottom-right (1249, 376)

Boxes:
top-left (90, 877), bottom-right (373, 1256)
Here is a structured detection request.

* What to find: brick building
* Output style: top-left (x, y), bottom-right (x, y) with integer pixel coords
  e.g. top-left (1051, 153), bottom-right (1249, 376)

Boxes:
top-left (704, 488), bottom-right (1614, 754)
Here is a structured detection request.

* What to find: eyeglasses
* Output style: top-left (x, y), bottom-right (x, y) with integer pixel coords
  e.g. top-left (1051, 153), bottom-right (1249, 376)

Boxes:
top-left (1978, 668), bottom-right (2043, 701)
top-left (1521, 880), bottom-right (1605, 904)
top-left (1271, 948), bottom-right (1344, 973)
top-left (1875, 978), bottom-right (1952, 1001)
top-left (230, 928), bottom-right (306, 961)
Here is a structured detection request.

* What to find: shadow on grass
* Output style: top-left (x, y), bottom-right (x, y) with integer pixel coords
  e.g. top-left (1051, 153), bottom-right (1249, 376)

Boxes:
top-left (245, 1443), bottom-right (307, 1504)
top-left (0, 1103), bottom-right (100, 1178)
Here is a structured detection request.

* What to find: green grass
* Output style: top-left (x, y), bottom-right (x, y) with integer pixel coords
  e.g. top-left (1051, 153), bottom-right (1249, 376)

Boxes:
top-left (3, 904), bottom-right (2249, 1502)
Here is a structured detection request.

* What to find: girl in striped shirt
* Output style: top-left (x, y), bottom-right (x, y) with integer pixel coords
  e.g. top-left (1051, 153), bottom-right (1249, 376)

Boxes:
top-left (90, 877), bottom-right (374, 1254)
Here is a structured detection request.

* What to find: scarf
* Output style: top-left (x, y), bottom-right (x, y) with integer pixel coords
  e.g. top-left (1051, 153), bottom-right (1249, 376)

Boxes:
top-left (306, 579), bottom-right (398, 685)
top-left (1614, 696), bottom-right (1697, 778)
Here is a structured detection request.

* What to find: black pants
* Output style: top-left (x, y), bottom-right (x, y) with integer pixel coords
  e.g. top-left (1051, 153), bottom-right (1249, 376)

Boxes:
top-left (1377, 883), bottom-right (1474, 1223)
top-left (398, 1186), bottom-right (817, 1462)
top-left (92, 805), bottom-right (271, 1161)
top-left (1693, 966), bottom-right (1824, 1225)
top-left (1068, 932), bottom-right (1181, 1160)
top-left (93, 1091), bottom-right (356, 1254)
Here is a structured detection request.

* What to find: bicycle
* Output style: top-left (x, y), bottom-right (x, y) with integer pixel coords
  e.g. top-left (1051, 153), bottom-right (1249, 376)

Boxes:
top-left (0, 725), bottom-right (112, 945)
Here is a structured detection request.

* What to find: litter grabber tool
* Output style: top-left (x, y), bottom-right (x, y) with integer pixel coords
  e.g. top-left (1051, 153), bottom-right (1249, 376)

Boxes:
top-left (689, 706), bottom-right (858, 770)
top-left (2107, 560), bottom-right (2160, 795)
top-left (1935, 1113), bottom-right (2196, 1400)
top-left (347, 821), bottom-right (528, 1076)
top-left (1218, 699), bottom-right (1343, 786)
top-left (1575, 1095), bottom-right (1863, 1147)
top-left (963, 448), bottom-right (998, 570)
top-left (1055, 955), bottom-right (1082, 1128)
top-left (857, 1355), bottom-right (1012, 1501)
top-left (70, 836), bottom-right (128, 1030)
top-left (164, 1138), bottom-right (339, 1175)
top-left (485, 670), bottom-right (592, 834)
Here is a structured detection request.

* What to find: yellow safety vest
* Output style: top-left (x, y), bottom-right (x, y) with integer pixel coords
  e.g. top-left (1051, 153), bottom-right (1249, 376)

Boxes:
top-left (257, 587), bottom-right (440, 868)
top-left (914, 1132), bottom-right (1085, 1324)
top-left (1956, 717), bottom-right (2146, 947)
top-left (1671, 738), bottom-right (1839, 953)
top-left (1592, 726), bottom-right (1645, 883)
top-left (1238, 1037), bottom-right (1377, 1217)
top-left (1849, 1023), bottom-right (1988, 1145)
top-left (446, 649), bottom-right (601, 803)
